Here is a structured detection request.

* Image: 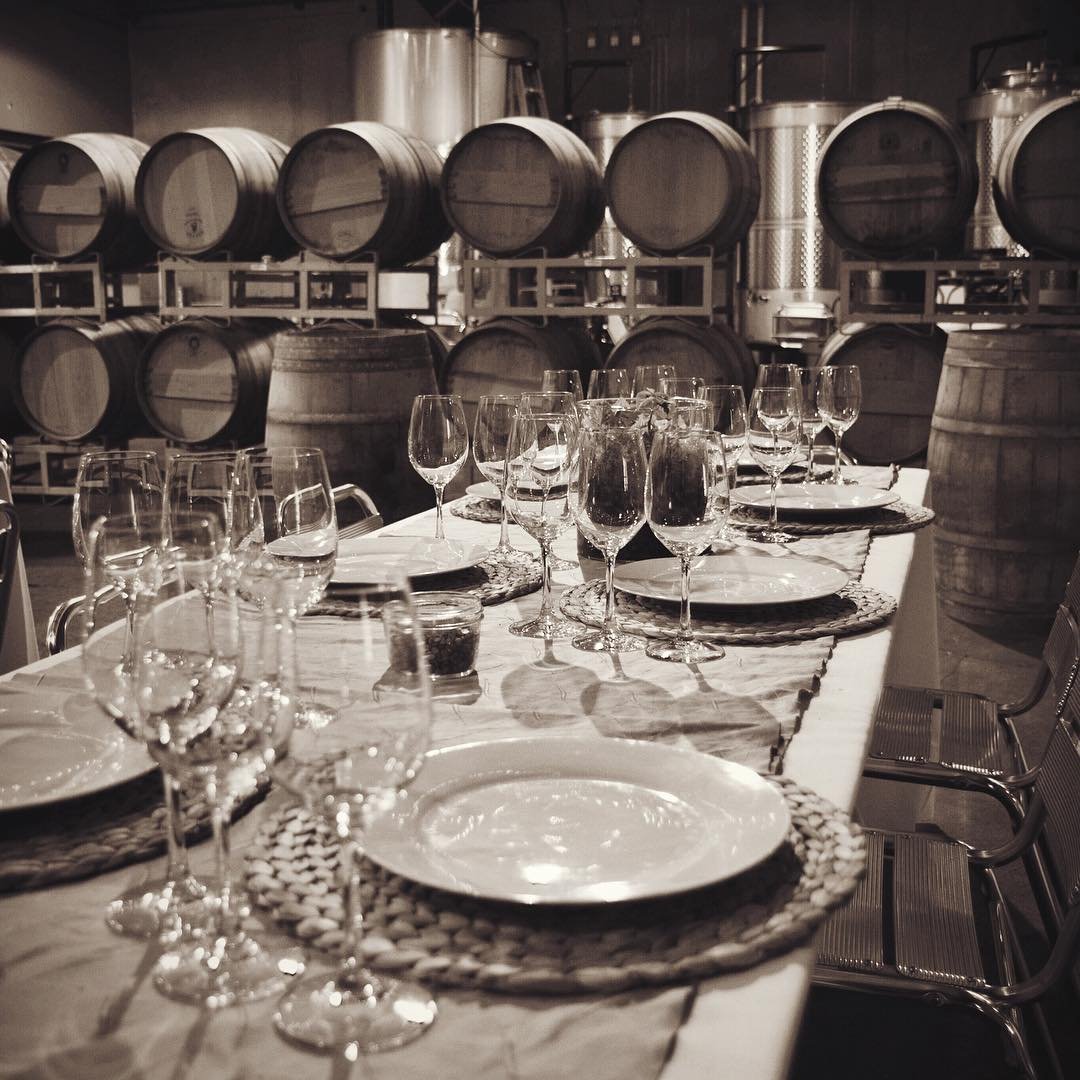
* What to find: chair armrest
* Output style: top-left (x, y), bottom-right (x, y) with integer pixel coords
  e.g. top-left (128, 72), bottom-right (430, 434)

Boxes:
top-left (46, 585), bottom-right (120, 654)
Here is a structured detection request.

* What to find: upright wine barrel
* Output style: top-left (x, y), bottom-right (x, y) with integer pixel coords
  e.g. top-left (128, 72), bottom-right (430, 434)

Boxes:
top-left (7, 133), bottom-right (152, 266)
top-left (814, 323), bottom-right (947, 464)
top-left (604, 318), bottom-right (756, 399)
top-left (928, 330), bottom-right (1080, 629)
top-left (13, 315), bottom-right (162, 441)
top-left (605, 111), bottom-right (760, 255)
top-left (441, 117), bottom-right (605, 257)
top-left (277, 122), bottom-right (452, 265)
top-left (264, 325), bottom-right (437, 521)
top-left (136, 318), bottom-right (287, 445)
top-left (136, 128), bottom-right (293, 259)
top-left (994, 94), bottom-right (1080, 259)
top-left (817, 99), bottom-right (977, 257)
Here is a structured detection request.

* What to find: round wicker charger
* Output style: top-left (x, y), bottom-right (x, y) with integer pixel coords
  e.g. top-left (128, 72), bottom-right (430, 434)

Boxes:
top-left (244, 777), bottom-right (865, 995)
top-left (310, 548), bottom-right (542, 616)
top-left (452, 498), bottom-right (503, 524)
top-left (560, 579), bottom-right (896, 645)
top-left (0, 771), bottom-right (268, 894)
top-left (730, 500), bottom-right (934, 537)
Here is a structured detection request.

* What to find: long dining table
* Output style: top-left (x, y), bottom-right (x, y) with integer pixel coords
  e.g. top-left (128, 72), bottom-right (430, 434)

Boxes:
top-left (0, 467), bottom-right (935, 1080)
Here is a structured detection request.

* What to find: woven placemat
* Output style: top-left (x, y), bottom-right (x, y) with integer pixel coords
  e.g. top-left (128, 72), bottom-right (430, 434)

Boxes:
top-left (730, 500), bottom-right (934, 537)
top-left (560, 578), bottom-right (896, 644)
top-left (451, 498), bottom-right (503, 524)
top-left (244, 776), bottom-right (864, 995)
top-left (310, 547), bottom-right (543, 616)
top-left (0, 771), bottom-right (268, 894)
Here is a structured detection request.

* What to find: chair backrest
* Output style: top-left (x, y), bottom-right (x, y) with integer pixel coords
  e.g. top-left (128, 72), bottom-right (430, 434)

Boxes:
top-left (1035, 717), bottom-right (1080, 909)
top-left (0, 501), bottom-right (19, 644)
top-left (1044, 603), bottom-right (1080, 717)
top-left (1064, 548), bottom-right (1080, 628)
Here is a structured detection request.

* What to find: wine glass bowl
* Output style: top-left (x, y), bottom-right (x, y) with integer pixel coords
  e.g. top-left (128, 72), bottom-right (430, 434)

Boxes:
top-left (747, 387), bottom-right (802, 543)
top-left (817, 365), bottom-right (862, 485)
top-left (631, 363), bottom-right (676, 397)
top-left (797, 369), bottom-right (826, 481)
top-left (701, 384), bottom-right (747, 543)
top-left (408, 394), bottom-right (469, 541)
top-left (540, 368), bottom-right (584, 400)
top-left (587, 367), bottom-right (631, 399)
top-left (473, 394), bottom-right (518, 554)
top-left (72, 450), bottom-right (162, 568)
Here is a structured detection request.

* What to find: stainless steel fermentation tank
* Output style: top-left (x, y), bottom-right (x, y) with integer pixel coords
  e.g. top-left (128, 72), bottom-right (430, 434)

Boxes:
top-left (351, 28), bottom-right (539, 158)
top-left (741, 101), bottom-right (862, 345)
top-left (958, 62), bottom-right (1080, 255)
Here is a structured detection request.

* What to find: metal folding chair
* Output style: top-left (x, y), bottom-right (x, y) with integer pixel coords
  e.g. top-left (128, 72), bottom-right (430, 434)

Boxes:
top-left (817, 715), bottom-right (1080, 1079)
top-left (863, 553), bottom-right (1080, 824)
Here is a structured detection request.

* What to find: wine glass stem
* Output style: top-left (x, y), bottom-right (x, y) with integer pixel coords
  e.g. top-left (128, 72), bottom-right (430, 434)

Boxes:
top-left (498, 486), bottom-right (511, 551)
top-left (603, 552), bottom-right (618, 635)
top-left (769, 470), bottom-right (780, 536)
top-left (339, 833), bottom-right (362, 963)
top-left (678, 555), bottom-right (693, 643)
top-left (805, 432), bottom-right (815, 475)
top-left (209, 785), bottom-right (239, 943)
top-left (161, 773), bottom-right (190, 884)
top-left (434, 485), bottom-right (446, 540)
top-left (121, 596), bottom-right (138, 676)
top-left (833, 429), bottom-right (843, 485)
top-left (538, 540), bottom-right (553, 619)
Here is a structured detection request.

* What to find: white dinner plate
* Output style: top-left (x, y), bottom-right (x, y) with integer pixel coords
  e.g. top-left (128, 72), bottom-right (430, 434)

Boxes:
top-left (614, 550), bottom-right (851, 606)
top-left (466, 481), bottom-right (501, 501)
top-left (731, 482), bottom-right (900, 515)
top-left (332, 534), bottom-right (486, 584)
top-left (363, 736), bottom-right (791, 904)
top-left (0, 686), bottom-right (155, 811)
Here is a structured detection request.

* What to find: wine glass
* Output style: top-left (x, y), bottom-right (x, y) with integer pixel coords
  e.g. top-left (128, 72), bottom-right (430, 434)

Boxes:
top-left (80, 514), bottom-right (210, 940)
top-left (587, 367), bottom-right (631, 399)
top-left (126, 530), bottom-right (302, 1007)
top-left (701, 385), bottom-right (747, 541)
top-left (747, 386), bottom-right (802, 543)
top-left (164, 450), bottom-right (239, 545)
top-left (72, 450), bottom-right (163, 567)
top-left (797, 369), bottom-right (827, 481)
top-left (541, 368), bottom-right (584, 400)
top-left (272, 572), bottom-right (437, 1052)
top-left (519, 391), bottom-right (578, 572)
top-left (631, 363), bottom-right (676, 397)
top-left (571, 401), bottom-right (648, 653)
top-left (473, 394), bottom-right (518, 555)
top-left (408, 394), bottom-right (469, 541)
top-left (504, 405), bottom-right (580, 639)
top-left (817, 365), bottom-right (862, 485)
top-left (646, 416), bottom-right (726, 663)
top-left (755, 362), bottom-right (801, 392)
top-left (658, 375), bottom-right (706, 401)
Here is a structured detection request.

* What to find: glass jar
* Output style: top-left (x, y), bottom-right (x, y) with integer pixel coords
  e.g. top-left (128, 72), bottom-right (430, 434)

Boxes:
top-left (389, 591), bottom-right (483, 680)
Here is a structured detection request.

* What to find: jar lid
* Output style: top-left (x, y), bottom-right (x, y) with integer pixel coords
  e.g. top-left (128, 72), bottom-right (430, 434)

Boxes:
top-left (412, 591), bottom-right (483, 626)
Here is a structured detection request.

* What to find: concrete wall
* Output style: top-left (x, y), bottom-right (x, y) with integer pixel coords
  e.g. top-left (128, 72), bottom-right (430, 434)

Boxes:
top-left (1, 3), bottom-right (132, 139)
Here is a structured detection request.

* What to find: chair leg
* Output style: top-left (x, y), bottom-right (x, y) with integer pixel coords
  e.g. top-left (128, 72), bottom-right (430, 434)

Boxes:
top-left (965, 993), bottom-right (1046, 1080)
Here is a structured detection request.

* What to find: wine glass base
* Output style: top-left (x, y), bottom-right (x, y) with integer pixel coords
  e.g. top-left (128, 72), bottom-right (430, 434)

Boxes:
top-left (742, 525), bottom-right (796, 544)
top-left (572, 627), bottom-right (645, 653)
top-left (646, 638), bottom-right (725, 664)
top-left (546, 553), bottom-right (577, 572)
top-left (104, 873), bottom-right (215, 940)
top-left (273, 970), bottom-right (437, 1052)
top-left (154, 935), bottom-right (305, 1008)
top-left (509, 613), bottom-right (580, 640)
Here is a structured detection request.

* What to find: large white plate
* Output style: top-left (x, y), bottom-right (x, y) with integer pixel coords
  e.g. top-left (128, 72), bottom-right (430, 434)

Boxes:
top-left (614, 550), bottom-right (851, 606)
top-left (731, 482), bottom-right (899, 515)
top-left (0, 686), bottom-right (155, 811)
top-left (466, 481), bottom-right (500, 501)
top-left (363, 736), bottom-right (791, 904)
top-left (332, 534), bottom-right (486, 584)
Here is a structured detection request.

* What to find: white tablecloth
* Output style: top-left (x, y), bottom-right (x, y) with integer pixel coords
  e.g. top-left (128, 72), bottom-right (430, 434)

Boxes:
top-left (0, 469), bottom-right (935, 1080)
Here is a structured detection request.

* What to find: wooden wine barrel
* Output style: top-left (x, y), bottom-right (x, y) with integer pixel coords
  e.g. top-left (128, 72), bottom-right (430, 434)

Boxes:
top-left (605, 111), bottom-right (760, 255)
top-left (136, 128), bottom-right (293, 259)
top-left (7, 133), bottom-right (152, 266)
top-left (441, 117), bottom-right (605, 257)
top-left (13, 315), bottom-right (162, 441)
top-left (604, 318), bottom-right (757, 399)
top-left (0, 146), bottom-right (29, 263)
top-left (994, 94), bottom-right (1080, 259)
top-left (277, 122), bottom-right (452, 265)
top-left (928, 330), bottom-right (1080, 629)
top-left (264, 325), bottom-right (437, 521)
top-left (817, 98), bottom-right (978, 257)
top-left (136, 318), bottom-right (287, 445)
top-left (814, 323), bottom-right (947, 464)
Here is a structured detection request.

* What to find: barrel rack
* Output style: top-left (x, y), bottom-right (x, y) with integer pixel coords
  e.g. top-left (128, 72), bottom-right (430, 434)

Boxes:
top-left (839, 258), bottom-right (1080, 326)
top-left (462, 252), bottom-right (734, 321)
top-left (0, 258), bottom-right (158, 322)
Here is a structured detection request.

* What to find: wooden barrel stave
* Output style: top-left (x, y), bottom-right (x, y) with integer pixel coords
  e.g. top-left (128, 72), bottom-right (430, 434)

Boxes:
top-left (604, 318), bottom-right (757, 399)
top-left (8, 133), bottom-right (152, 267)
top-left (137, 128), bottom-right (293, 259)
top-left (814, 323), bottom-right (947, 464)
top-left (264, 325), bottom-right (437, 522)
top-left (14, 315), bottom-right (162, 441)
top-left (928, 329), bottom-right (1080, 628)
top-left (605, 111), bottom-right (760, 255)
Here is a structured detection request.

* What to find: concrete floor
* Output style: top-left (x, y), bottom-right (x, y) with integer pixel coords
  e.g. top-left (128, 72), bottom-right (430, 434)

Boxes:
top-left (9, 495), bottom-right (1075, 1078)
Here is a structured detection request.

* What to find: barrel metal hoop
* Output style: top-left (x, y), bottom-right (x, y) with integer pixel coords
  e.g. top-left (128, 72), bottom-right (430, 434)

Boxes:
top-left (266, 411), bottom-right (405, 425)
top-left (935, 529), bottom-right (1074, 555)
top-left (271, 357), bottom-right (430, 374)
top-left (930, 416), bottom-right (1080, 439)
